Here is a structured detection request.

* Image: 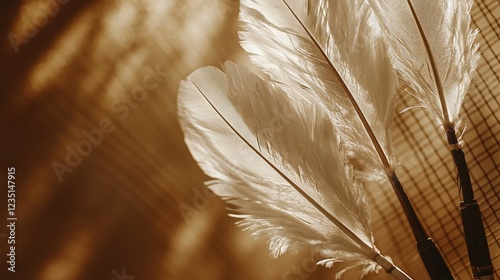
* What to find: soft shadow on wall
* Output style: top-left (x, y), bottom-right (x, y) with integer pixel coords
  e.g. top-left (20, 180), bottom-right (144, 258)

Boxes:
top-left (1, 1), bottom-right (499, 280)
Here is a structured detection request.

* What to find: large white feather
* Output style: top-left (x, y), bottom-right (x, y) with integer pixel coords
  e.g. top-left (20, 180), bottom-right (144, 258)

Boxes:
top-left (239, 0), bottom-right (398, 182)
top-left (366, 0), bottom-right (480, 131)
top-left (178, 62), bottom-right (411, 279)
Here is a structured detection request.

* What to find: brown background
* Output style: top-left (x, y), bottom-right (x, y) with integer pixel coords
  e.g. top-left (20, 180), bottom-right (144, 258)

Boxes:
top-left (0, 0), bottom-right (498, 279)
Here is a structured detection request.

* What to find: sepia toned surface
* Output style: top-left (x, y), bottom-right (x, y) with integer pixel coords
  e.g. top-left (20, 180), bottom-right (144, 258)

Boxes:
top-left (0, 0), bottom-right (498, 279)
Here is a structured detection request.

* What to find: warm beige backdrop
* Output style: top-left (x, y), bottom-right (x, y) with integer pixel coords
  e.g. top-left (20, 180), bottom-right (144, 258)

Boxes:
top-left (0, 0), bottom-right (498, 279)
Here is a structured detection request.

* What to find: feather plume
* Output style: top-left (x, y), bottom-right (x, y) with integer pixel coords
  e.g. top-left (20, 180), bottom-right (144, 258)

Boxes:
top-left (365, 0), bottom-right (480, 132)
top-left (238, 1), bottom-right (456, 278)
top-left (366, 2), bottom-right (493, 278)
top-left (239, 0), bottom-right (397, 183)
top-left (178, 62), bottom-right (411, 279)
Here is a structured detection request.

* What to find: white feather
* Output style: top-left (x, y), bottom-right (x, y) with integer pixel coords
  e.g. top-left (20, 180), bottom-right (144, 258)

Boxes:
top-left (366, 2), bottom-right (492, 278)
top-left (366, 0), bottom-right (480, 131)
top-left (178, 62), bottom-right (410, 279)
top-left (239, 0), bottom-right (398, 182)
top-left (234, 2), bottom-right (450, 277)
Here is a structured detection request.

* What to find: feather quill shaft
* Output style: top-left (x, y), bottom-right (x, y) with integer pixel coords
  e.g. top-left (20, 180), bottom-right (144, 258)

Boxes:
top-left (366, 1), bottom-right (493, 278)
top-left (238, 0), bottom-right (452, 278)
top-left (178, 62), bottom-right (412, 279)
